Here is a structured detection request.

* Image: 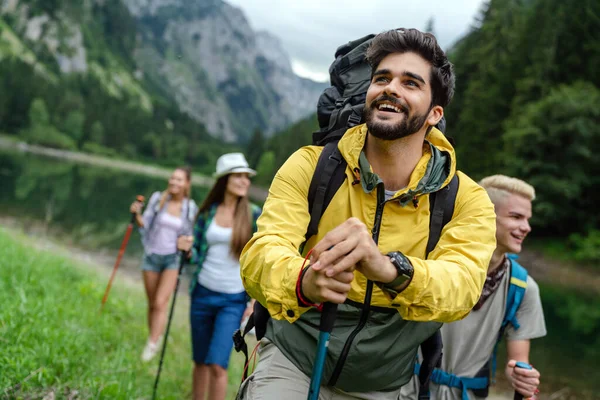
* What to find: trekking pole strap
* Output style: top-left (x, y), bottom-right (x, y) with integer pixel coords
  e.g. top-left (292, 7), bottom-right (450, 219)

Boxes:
top-left (233, 312), bottom-right (256, 381)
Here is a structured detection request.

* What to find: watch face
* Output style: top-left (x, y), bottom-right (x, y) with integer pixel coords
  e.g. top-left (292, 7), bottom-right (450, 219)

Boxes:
top-left (389, 252), bottom-right (412, 276)
top-left (383, 252), bottom-right (413, 291)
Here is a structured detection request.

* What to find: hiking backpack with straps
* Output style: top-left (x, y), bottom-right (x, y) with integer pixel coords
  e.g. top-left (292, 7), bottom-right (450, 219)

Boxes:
top-left (233, 33), bottom-right (456, 391)
top-left (414, 255), bottom-right (529, 400)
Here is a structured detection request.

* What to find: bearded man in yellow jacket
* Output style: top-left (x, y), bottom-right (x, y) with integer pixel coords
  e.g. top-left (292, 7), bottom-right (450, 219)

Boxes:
top-left (238, 28), bottom-right (497, 400)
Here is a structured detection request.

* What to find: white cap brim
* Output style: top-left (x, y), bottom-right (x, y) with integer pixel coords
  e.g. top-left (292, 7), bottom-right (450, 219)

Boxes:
top-left (213, 167), bottom-right (257, 179)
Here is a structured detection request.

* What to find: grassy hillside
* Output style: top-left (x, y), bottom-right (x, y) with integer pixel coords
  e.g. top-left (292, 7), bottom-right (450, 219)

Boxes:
top-left (0, 228), bottom-right (250, 399)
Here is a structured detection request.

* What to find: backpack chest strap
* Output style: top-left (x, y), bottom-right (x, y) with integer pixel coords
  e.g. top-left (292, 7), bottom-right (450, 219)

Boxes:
top-left (414, 364), bottom-right (488, 400)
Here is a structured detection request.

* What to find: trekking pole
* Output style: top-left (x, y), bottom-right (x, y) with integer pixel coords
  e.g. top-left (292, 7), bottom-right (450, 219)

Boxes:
top-left (307, 302), bottom-right (338, 400)
top-left (100, 195), bottom-right (145, 312)
top-left (152, 249), bottom-right (187, 400)
top-left (513, 362), bottom-right (533, 400)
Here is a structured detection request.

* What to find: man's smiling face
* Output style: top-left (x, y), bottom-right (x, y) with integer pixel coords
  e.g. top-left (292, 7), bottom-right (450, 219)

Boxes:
top-left (494, 193), bottom-right (533, 255)
top-left (364, 51), bottom-right (438, 140)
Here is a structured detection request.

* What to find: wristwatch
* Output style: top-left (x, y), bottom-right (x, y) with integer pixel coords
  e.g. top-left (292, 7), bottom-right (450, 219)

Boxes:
top-left (380, 251), bottom-right (414, 294)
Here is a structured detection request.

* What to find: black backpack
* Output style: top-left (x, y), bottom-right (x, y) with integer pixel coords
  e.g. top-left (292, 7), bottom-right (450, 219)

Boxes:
top-left (234, 33), bottom-right (457, 399)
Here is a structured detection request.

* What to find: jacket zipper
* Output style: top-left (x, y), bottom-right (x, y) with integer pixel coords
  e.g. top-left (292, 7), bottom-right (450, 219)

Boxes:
top-left (327, 185), bottom-right (385, 386)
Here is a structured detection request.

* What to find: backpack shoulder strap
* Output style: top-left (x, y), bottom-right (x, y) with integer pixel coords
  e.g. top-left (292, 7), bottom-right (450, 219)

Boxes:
top-left (489, 255), bottom-right (529, 384)
top-left (503, 255), bottom-right (528, 331)
top-left (305, 140), bottom-right (348, 243)
top-left (145, 191), bottom-right (165, 234)
top-left (425, 174), bottom-right (459, 258)
top-left (418, 174), bottom-right (460, 399)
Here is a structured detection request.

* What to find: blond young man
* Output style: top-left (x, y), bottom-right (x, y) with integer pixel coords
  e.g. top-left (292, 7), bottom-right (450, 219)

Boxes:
top-left (402, 175), bottom-right (547, 400)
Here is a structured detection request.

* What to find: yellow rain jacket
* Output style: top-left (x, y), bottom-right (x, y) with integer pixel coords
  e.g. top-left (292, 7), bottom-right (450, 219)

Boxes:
top-left (240, 124), bottom-right (496, 392)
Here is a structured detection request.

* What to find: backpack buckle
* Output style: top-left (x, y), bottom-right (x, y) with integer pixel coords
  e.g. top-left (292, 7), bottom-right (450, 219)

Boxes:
top-left (328, 153), bottom-right (343, 164)
top-left (335, 98), bottom-right (349, 108)
top-left (347, 110), bottom-right (362, 127)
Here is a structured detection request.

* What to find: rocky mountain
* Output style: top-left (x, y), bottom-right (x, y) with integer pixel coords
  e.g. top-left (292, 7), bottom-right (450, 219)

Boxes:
top-left (124, 0), bottom-right (326, 141)
top-left (0, 0), bottom-right (326, 143)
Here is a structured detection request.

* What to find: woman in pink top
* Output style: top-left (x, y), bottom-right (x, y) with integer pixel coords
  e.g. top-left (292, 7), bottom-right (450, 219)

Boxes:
top-left (129, 166), bottom-right (198, 361)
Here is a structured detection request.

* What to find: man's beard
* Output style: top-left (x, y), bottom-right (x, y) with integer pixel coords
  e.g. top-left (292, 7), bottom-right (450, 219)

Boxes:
top-left (364, 95), bottom-right (430, 140)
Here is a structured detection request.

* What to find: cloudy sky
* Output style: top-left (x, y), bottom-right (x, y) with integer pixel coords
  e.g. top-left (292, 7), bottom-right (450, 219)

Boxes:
top-left (227, 0), bottom-right (485, 82)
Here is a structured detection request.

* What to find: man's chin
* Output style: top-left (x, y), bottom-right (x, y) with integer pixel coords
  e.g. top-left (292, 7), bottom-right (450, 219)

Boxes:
top-left (508, 244), bottom-right (522, 255)
top-left (368, 126), bottom-right (414, 141)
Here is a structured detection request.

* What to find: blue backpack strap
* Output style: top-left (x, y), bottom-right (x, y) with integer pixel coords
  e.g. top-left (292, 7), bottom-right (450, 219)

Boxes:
top-left (503, 254), bottom-right (528, 330)
top-left (415, 363), bottom-right (488, 400)
top-left (491, 254), bottom-right (528, 381)
top-left (420, 255), bottom-right (530, 396)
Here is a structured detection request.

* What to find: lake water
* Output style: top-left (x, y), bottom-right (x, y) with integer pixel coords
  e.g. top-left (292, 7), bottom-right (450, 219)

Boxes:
top-left (0, 149), bottom-right (598, 399)
top-left (0, 149), bottom-right (208, 257)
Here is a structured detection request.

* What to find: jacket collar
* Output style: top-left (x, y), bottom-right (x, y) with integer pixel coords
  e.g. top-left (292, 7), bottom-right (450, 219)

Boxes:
top-left (338, 124), bottom-right (456, 205)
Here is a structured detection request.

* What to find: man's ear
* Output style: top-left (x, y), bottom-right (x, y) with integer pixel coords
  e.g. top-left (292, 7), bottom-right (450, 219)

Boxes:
top-left (427, 105), bottom-right (444, 127)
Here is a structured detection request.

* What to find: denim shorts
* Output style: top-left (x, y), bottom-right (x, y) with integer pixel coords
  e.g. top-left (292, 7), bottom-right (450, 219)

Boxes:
top-left (140, 252), bottom-right (180, 273)
top-left (190, 284), bottom-right (247, 369)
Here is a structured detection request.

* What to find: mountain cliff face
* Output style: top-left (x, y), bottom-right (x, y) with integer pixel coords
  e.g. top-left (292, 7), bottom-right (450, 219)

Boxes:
top-left (1, 0), bottom-right (326, 143)
top-left (124, 0), bottom-right (326, 141)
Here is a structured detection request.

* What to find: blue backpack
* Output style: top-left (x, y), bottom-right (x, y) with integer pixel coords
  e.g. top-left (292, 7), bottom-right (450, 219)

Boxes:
top-left (415, 254), bottom-right (528, 400)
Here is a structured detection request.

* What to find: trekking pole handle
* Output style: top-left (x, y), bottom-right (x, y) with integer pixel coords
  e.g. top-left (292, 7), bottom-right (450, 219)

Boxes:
top-left (319, 246), bottom-right (339, 333)
top-left (513, 362), bottom-right (533, 400)
top-left (130, 195), bottom-right (145, 223)
top-left (320, 302), bottom-right (338, 333)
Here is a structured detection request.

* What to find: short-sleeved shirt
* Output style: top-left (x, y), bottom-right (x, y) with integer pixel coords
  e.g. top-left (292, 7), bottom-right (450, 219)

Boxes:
top-left (401, 261), bottom-right (547, 400)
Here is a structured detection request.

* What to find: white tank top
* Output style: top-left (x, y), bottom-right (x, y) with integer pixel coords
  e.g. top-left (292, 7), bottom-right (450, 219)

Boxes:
top-left (197, 219), bottom-right (245, 294)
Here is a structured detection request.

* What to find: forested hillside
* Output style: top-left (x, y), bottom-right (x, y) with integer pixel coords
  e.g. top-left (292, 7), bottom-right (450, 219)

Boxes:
top-left (446, 0), bottom-right (600, 262)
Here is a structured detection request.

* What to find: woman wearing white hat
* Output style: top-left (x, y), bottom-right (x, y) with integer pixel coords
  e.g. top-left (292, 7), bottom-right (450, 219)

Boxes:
top-left (177, 153), bottom-right (261, 400)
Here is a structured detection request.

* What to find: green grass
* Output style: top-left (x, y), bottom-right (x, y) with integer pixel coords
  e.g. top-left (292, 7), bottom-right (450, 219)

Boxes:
top-left (0, 132), bottom-right (19, 143)
top-left (0, 228), bottom-right (253, 399)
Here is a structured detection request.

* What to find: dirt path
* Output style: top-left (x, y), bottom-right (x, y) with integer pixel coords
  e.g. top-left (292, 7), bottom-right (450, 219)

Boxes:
top-left (0, 216), bottom-right (197, 299)
top-left (518, 249), bottom-right (600, 295)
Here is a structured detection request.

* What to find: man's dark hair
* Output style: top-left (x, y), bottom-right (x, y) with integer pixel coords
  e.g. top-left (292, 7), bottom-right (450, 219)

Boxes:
top-left (366, 28), bottom-right (455, 108)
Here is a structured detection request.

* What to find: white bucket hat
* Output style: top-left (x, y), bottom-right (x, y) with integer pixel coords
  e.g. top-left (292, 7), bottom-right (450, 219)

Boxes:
top-left (213, 153), bottom-right (256, 179)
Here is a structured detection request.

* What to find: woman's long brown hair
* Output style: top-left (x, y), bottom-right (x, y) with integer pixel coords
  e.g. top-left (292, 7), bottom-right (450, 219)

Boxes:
top-left (159, 166), bottom-right (192, 210)
top-left (198, 174), bottom-right (252, 258)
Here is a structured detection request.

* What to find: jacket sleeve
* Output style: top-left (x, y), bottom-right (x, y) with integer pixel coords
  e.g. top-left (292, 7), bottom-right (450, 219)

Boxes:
top-left (389, 173), bottom-right (497, 322)
top-left (250, 203), bottom-right (262, 234)
top-left (240, 147), bottom-right (320, 323)
top-left (190, 211), bottom-right (205, 265)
